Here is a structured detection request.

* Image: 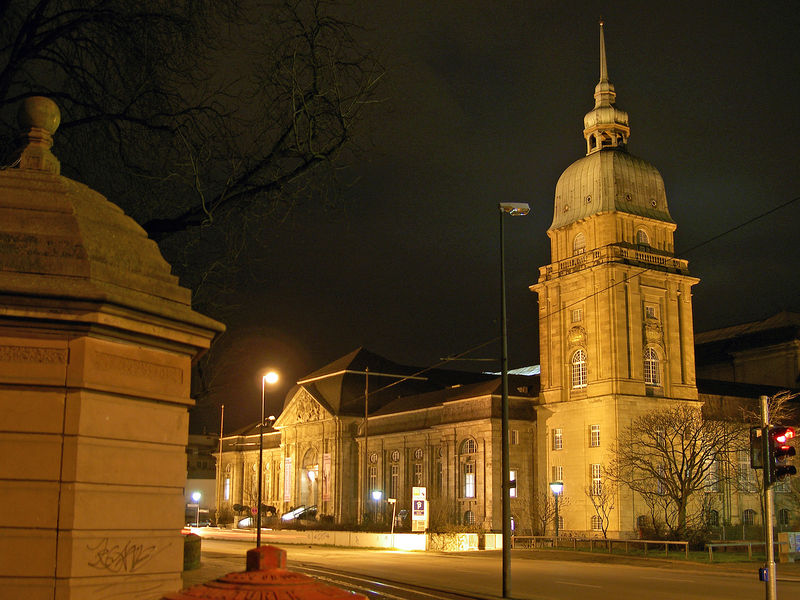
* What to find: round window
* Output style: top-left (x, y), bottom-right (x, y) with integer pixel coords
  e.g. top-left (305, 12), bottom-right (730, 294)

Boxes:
top-left (413, 448), bottom-right (423, 460)
top-left (390, 450), bottom-right (400, 462)
top-left (369, 452), bottom-right (378, 464)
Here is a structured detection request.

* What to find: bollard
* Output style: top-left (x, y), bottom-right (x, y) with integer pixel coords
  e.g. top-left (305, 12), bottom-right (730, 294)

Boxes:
top-left (162, 545), bottom-right (367, 599)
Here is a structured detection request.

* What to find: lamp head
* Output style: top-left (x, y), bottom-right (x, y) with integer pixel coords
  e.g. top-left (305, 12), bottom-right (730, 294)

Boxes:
top-left (191, 491), bottom-right (201, 502)
top-left (263, 371), bottom-right (279, 385)
top-left (549, 481), bottom-right (563, 495)
top-left (499, 202), bottom-right (530, 216)
top-left (371, 490), bottom-right (383, 501)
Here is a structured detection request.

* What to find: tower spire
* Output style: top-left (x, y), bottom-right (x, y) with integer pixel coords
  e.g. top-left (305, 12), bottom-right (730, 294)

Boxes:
top-left (582, 20), bottom-right (630, 154)
top-left (599, 19), bottom-right (608, 84)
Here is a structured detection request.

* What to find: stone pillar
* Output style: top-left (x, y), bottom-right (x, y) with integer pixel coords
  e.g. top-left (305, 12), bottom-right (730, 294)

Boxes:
top-left (0, 98), bottom-right (224, 599)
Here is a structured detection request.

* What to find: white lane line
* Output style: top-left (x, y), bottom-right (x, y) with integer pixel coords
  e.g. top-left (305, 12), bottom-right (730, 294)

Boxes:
top-left (641, 576), bottom-right (697, 583)
top-left (554, 580), bottom-right (602, 588)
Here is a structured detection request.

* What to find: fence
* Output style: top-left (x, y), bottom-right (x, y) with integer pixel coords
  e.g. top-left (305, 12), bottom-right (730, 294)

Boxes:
top-left (706, 541), bottom-right (789, 562)
top-left (512, 535), bottom-right (689, 559)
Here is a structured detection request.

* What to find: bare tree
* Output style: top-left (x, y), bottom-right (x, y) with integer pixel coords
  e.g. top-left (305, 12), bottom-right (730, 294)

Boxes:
top-left (1, 1), bottom-right (384, 242)
top-left (608, 404), bottom-right (741, 539)
top-left (532, 490), bottom-right (571, 535)
top-left (585, 483), bottom-right (615, 539)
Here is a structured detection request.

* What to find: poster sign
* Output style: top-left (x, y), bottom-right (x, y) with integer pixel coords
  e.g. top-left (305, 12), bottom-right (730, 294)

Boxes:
top-left (283, 456), bottom-right (293, 502)
top-left (322, 453), bottom-right (331, 501)
top-left (412, 487), bottom-right (428, 532)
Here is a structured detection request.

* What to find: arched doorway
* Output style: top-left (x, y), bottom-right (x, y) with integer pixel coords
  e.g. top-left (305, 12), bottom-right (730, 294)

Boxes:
top-left (300, 448), bottom-right (319, 507)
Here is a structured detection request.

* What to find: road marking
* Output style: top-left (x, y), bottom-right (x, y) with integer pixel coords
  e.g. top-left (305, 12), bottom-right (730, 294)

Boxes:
top-left (554, 580), bottom-right (602, 588)
top-left (641, 576), bottom-right (696, 583)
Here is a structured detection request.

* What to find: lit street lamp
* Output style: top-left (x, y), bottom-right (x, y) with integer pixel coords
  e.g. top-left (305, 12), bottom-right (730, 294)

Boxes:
top-left (257, 370), bottom-right (279, 547)
top-left (499, 201), bottom-right (530, 599)
top-left (549, 481), bottom-right (563, 539)
top-left (191, 491), bottom-right (201, 527)
top-left (371, 489), bottom-right (383, 523)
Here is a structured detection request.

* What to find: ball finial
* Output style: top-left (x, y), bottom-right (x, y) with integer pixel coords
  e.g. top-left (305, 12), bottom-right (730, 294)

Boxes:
top-left (17, 96), bottom-right (61, 135)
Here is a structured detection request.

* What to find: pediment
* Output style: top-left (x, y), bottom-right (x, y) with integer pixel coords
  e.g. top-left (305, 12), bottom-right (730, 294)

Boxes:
top-left (274, 387), bottom-right (331, 427)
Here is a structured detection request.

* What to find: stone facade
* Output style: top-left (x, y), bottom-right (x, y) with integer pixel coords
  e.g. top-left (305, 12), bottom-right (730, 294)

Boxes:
top-left (0, 98), bottom-right (223, 599)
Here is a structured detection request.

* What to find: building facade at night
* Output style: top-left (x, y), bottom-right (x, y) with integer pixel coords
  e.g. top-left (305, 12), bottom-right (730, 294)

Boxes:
top-left (214, 26), bottom-right (798, 537)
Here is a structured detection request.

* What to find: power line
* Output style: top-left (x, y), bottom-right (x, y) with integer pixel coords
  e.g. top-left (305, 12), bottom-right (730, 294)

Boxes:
top-left (361, 194), bottom-right (800, 399)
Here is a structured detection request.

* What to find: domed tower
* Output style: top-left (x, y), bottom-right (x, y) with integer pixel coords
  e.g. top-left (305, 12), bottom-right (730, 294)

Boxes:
top-left (530, 23), bottom-right (700, 535)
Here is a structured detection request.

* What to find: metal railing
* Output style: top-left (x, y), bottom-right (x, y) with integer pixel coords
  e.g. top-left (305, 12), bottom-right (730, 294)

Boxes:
top-left (512, 535), bottom-right (689, 559)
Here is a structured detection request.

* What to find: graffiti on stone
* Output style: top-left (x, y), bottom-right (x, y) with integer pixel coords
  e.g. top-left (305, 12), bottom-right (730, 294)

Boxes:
top-left (86, 538), bottom-right (161, 573)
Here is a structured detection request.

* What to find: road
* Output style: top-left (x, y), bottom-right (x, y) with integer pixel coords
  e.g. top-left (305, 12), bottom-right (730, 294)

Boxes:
top-left (191, 538), bottom-right (800, 599)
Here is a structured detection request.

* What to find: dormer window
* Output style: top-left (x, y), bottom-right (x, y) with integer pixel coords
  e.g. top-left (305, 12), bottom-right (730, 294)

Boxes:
top-left (636, 229), bottom-right (650, 248)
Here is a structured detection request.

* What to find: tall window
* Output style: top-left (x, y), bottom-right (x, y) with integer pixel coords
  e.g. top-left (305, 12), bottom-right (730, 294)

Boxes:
top-left (463, 462), bottom-right (476, 498)
top-left (743, 509), bottom-right (756, 526)
top-left (552, 428), bottom-right (563, 451)
top-left (368, 466), bottom-right (377, 491)
top-left (509, 469), bottom-right (517, 498)
top-left (552, 465), bottom-right (563, 482)
top-left (571, 308), bottom-right (583, 323)
top-left (390, 464), bottom-right (399, 498)
top-left (707, 510), bottom-right (720, 527)
top-left (590, 424), bottom-right (600, 447)
top-left (414, 462), bottom-right (423, 486)
top-left (590, 463), bottom-right (602, 496)
top-left (511, 429), bottom-right (519, 445)
top-left (643, 347), bottom-right (660, 386)
top-left (224, 477), bottom-right (231, 501)
top-left (437, 462), bottom-right (443, 495)
top-left (464, 510), bottom-right (475, 525)
top-left (571, 350), bottom-right (587, 388)
top-left (779, 509), bottom-right (791, 527)
top-left (573, 232), bottom-right (586, 255)
top-left (738, 450), bottom-right (755, 489)
top-left (636, 229), bottom-right (650, 247)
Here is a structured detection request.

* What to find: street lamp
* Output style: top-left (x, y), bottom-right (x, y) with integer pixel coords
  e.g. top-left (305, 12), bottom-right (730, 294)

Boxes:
top-left (371, 489), bottom-right (383, 523)
top-left (257, 370), bottom-right (279, 547)
top-left (387, 498), bottom-right (397, 545)
top-left (191, 491), bottom-right (201, 527)
top-left (499, 201), bottom-right (530, 599)
top-left (549, 481), bottom-right (563, 539)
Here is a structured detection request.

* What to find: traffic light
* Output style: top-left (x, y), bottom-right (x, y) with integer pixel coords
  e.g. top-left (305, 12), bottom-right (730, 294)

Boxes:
top-left (769, 426), bottom-right (797, 484)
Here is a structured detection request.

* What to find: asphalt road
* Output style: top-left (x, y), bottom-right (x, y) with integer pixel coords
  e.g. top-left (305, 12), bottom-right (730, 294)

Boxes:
top-left (188, 539), bottom-right (800, 599)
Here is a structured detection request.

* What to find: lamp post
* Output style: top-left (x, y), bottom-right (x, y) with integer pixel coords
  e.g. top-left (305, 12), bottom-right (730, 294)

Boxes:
top-left (257, 370), bottom-right (279, 547)
top-left (499, 202), bottom-right (530, 599)
top-left (549, 481), bottom-right (563, 539)
top-left (191, 491), bottom-right (201, 527)
top-left (387, 498), bottom-right (397, 547)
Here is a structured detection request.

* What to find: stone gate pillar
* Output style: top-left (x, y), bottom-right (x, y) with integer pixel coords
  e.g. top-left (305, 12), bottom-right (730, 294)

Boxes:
top-left (0, 98), bottom-right (224, 599)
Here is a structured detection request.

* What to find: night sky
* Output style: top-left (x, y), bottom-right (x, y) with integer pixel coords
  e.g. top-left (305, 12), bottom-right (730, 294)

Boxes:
top-left (198, 2), bottom-right (800, 433)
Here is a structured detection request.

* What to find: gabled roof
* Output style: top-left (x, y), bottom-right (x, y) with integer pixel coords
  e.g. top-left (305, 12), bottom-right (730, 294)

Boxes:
top-left (372, 375), bottom-right (539, 417)
top-left (289, 347), bottom-right (495, 418)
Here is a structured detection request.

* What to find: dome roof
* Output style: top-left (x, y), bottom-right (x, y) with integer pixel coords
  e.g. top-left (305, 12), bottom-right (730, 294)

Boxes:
top-left (550, 148), bottom-right (673, 229)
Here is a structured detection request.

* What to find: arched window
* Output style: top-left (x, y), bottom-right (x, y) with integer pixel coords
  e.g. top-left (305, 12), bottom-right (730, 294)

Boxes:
top-left (591, 515), bottom-right (603, 531)
top-left (460, 438), bottom-right (477, 454)
top-left (644, 347), bottom-right (661, 386)
top-left (390, 449), bottom-right (400, 462)
top-left (463, 510), bottom-right (475, 525)
top-left (743, 509), bottom-right (756, 526)
top-left (573, 232), bottom-right (586, 255)
top-left (571, 349), bottom-right (587, 389)
top-left (707, 509), bottom-right (719, 527)
top-left (636, 229), bottom-right (650, 247)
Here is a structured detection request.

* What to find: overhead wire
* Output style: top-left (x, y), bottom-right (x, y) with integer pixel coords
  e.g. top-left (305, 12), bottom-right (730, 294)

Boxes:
top-left (360, 194), bottom-right (800, 399)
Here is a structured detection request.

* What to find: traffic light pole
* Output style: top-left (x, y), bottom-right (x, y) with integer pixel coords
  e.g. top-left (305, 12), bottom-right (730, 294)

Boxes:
top-left (761, 395), bottom-right (777, 600)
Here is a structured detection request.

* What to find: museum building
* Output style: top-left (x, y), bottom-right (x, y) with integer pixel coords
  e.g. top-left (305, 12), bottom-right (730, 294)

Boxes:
top-left (214, 25), bottom-right (799, 537)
